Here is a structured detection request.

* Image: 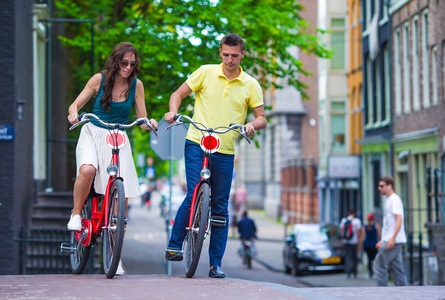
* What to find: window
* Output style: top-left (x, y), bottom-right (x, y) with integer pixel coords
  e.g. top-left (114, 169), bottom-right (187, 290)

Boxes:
top-left (365, 0), bottom-right (372, 31)
top-left (366, 55), bottom-right (373, 126)
top-left (394, 29), bottom-right (402, 116)
top-left (331, 18), bottom-right (346, 70)
top-left (443, 41), bottom-right (445, 102)
top-left (422, 10), bottom-right (430, 109)
top-left (383, 45), bottom-right (391, 123)
top-left (403, 22), bottom-right (411, 113)
top-left (375, 55), bottom-right (381, 123)
top-left (412, 16), bottom-right (420, 111)
top-left (432, 46), bottom-right (438, 105)
top-left (331, 114), bottom-right (346, 154)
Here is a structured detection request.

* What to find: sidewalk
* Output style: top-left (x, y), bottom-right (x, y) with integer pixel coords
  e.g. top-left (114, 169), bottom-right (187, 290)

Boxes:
top-left (246, 210), bottom-right (379, 288)
top-left (1, 274), bottom-right (443, 300)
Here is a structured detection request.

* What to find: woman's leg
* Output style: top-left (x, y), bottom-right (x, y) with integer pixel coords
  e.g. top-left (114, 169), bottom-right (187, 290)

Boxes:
top-left (72, 164), bottom-right (96, 215)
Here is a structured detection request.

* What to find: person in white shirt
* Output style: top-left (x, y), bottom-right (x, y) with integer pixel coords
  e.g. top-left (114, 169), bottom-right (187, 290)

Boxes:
top-left (374, 176), bottom-right (408, 286)
top-left (339, 210), bottom-right (362, 278)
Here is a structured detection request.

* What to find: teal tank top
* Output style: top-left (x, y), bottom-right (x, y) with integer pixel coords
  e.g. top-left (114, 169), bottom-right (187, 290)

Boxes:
top-left (91, 75), bottom-right (137, 129)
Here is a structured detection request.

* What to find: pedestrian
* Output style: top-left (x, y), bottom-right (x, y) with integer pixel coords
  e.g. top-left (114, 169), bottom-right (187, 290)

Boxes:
top-left (66, 42), bottom-right (158, 275)
top-left (362, 213), bottom-right (380, 278)
top-left (339, 210), bottom-right (362, 278)
top-left (373, 176), bottom-right (408, 286)
top-left (164, 33), bottom-right (267, 278)
top-left (235, 184), bottom-right (248, 217)
top-left (141, 183), bottom-right (152, 208)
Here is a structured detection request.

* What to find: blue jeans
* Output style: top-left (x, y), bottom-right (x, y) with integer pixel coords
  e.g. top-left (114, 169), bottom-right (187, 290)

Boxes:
top-left (168, 140), bottom-right (234, 268)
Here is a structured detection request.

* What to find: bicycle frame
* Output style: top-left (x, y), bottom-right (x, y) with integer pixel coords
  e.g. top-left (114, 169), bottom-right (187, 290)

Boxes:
top-left (76, 153), bottom-right (122, 247)
top-left (66, 112), bottom-right (157, 248)
top-left (188, 152), bottom-right (211, 230)
top-left (167, 114), bottom-right (250, 232)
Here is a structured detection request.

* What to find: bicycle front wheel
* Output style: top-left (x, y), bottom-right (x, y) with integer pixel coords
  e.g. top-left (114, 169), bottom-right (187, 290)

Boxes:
top-left (70, 195), bottom-right (92, 274)
top-left (184, 182), bottom-right (210, 278)
top-left (103, 179), bottom-right (126, 279)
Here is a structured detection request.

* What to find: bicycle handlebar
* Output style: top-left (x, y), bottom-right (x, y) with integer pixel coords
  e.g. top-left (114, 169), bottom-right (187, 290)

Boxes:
top-left (166, 114), bottom-right (251, 144)
top-left (69, 113), bottom-right (158, 137)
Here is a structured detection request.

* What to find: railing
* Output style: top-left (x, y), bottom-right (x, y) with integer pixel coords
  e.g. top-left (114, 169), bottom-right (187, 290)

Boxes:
top-left (13, 226), bottom-right (95, 274)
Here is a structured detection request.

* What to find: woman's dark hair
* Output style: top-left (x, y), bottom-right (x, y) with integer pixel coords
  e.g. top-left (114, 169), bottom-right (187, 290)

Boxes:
top-left (220, 33), bottom-right (245, 52)
top-left (100, 42), bottom-right (140, 111)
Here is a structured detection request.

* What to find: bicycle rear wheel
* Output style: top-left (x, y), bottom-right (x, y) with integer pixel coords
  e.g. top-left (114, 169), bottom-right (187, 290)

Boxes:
top-left (184, 182), bottom-right (210, 278)
top-left (70, 196), bottom-right (92, 274)
top-left (103, 179), bottom-right (126, 279)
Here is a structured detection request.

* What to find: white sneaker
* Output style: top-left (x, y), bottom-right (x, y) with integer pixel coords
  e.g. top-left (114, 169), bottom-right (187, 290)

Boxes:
top-left (116, 260), bottom-right (125, 276)
top-left (67, 214), bottom-right (82, 231)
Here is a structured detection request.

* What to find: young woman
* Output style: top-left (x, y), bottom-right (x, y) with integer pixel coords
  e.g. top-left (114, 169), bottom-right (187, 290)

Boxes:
top-left (66, 42), bottom-right (157, 273)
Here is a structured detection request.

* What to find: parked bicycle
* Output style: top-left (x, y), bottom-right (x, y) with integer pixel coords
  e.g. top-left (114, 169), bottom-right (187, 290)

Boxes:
top-left (61, 113), bottom-right (157, 279)
top-left (166, 114), bottom-right (251, 278)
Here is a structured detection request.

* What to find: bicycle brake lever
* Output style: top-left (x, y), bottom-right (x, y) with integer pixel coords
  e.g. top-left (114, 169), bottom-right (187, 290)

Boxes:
top-left (69, 118), bottom-right (89, 131)
top-left (142, 119), bottom-right (159, 137)
top-left (240, 126), bottom-right (252, 144)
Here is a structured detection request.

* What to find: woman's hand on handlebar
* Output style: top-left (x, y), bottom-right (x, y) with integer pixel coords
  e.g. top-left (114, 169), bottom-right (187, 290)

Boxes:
top-left (67, 113), bottom-right (80, 125)
top-left (165, 111), bottom-right (177, 123)
top-left (141, 118), bottom-right (158, 131)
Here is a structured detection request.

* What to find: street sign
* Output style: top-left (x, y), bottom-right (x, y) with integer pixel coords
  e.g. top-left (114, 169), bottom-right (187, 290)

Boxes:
top-left (150, 118), bottom-right (188, 161)
top-left (0, 125), bottom-right (14, 141)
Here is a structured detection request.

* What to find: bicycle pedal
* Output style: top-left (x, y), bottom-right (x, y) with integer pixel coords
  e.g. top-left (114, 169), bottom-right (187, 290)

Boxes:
top-left (60, 242), bottom-right (76, 254)
top-left (210, 215), bottom-right (226, 227)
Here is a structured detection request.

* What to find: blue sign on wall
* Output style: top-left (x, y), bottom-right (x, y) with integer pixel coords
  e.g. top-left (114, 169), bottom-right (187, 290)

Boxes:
top-left (0, 125), bottom-right (14, 141)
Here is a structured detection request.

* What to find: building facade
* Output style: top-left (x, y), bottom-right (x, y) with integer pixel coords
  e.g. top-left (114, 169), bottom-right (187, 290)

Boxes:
top-left (358, 0), bottom-right (392, 224)
top-left (317, 0), bottom-right (361, 224)
top-left (389, 0), bottom-right (445, 258)
top-left (0, 0), bottom-right (67, 274)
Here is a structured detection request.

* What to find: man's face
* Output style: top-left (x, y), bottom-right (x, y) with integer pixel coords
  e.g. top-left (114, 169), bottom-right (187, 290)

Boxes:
top-left (219, 44), bottom-right (245, 72)
top-left (378, 181), bottom-right (388, 196)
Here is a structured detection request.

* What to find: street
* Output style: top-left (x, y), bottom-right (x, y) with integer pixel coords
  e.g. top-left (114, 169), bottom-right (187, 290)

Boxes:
top-left (121, 192), bottom-right (307, 288)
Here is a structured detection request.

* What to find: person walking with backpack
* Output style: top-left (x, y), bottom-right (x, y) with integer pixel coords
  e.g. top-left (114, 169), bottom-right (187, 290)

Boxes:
top-left (339, 210), bottom-right (362, 278)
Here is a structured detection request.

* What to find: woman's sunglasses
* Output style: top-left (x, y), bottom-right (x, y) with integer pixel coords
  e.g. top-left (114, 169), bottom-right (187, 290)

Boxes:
top-left (119, 60), bottom-right (137, 68)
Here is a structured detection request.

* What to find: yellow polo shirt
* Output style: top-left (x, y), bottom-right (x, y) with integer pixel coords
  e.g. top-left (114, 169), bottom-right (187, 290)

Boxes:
top-left (185, 64), bottom-right (264, 154)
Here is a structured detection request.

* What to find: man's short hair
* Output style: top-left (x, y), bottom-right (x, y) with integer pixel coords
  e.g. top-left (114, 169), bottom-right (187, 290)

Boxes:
top-left (379, 176), bottom-right (394, 188)
top-left (220, 33), bottom-right (245, 52)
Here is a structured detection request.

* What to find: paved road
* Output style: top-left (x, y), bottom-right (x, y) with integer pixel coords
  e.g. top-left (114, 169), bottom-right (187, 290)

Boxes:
top-left (122, 194), bottom-right (307, 288)
top-left (2, 192), bottom-right (444, 299)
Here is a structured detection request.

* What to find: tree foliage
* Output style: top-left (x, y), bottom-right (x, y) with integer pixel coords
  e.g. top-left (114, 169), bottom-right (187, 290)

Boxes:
top-left (55, 0), bottom-right (331, 177)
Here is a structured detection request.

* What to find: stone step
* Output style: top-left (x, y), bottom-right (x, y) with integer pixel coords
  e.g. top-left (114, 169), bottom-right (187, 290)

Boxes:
top-left (36, 191), bottom-right (73, 205)
top-left (31, 214), bottom-right (70, 230)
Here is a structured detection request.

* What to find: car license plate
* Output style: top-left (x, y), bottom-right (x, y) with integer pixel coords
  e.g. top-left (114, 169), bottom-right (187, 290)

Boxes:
top-left (321, 257), bottom-right (341, 264)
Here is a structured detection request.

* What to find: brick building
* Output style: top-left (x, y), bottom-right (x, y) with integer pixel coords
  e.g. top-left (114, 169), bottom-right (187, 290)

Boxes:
top-left (0, 0), bottom-right (68, 274)
top-left (390, 0), bottom-right (445, 284)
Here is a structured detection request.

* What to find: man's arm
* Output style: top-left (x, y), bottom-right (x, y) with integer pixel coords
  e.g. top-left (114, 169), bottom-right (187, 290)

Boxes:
top-left (387, 214), bottom-right (402, 249)
top-left (244, 105), bottom-right (267, 136)
top-left (165, 82), bottom-right (193, 123)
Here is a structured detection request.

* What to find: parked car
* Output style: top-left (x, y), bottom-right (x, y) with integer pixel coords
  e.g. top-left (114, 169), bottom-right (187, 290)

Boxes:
top-left (283, 223), bottom-right (345, 276)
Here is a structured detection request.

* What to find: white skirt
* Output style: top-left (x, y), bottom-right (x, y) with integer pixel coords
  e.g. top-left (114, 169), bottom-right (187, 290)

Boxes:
top-left (76, 122), bottom-right (140, 198)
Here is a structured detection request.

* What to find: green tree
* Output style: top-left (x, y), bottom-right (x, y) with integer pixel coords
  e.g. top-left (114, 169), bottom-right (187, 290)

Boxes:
top-left (56, 0), bottom-right (331, 177)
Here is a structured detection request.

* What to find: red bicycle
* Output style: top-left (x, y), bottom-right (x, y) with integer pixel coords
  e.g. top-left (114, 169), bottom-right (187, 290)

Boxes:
top-left (166, 114), bottom-right (251, 278)
top-left (61, 113), bottom-right (157, 279)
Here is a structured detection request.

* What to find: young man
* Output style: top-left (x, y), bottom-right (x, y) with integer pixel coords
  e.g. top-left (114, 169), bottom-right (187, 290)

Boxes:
top-left (164, 33), bottom-right (267, 278)
top-left (339, 210), bottom-right (362, 278)
top-left (374, 176), bottom-right (408, 286)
